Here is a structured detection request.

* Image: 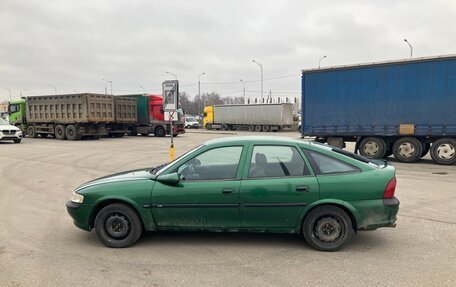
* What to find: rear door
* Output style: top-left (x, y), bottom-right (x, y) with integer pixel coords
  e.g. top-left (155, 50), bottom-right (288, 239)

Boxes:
top-left (240, 144), bottom-right (319, 229)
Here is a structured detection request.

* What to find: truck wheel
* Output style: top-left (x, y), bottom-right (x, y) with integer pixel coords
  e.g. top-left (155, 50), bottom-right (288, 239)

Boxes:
top-left (154, 126), bottom-right (166, 137)
top-left (221, 124), bottom-right (229, 131)
top-left (206, 124), bottom-right (212, 130)
top-left (128, 127), bottom-right (137, 136)
top-left (254, 125), bottom-right (262, 132)
top-left (359, 137), bottom-right (386, 159)
top-left (65, 125), bottom-right (81, 141)
top-left (55, 125), bottom-right (66, 140)
top-left (261, 125), bottom-right (270, 132)
top-left (94, 203), bottom-right (143, 248)
top-left (248, 125), bottom-right (255, 132)
top-left (430, 138), bottom-right (456, 165)
top-left (302, 205), bottom-right (353, 252)
top-left (393, 137), bottom-right (422, 163)
top-left (27, 126), bottom-right (37, 138)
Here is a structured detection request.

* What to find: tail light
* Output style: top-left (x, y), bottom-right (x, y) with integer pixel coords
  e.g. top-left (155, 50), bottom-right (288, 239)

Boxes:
top-left (383, 177), bottom-right (396, 199)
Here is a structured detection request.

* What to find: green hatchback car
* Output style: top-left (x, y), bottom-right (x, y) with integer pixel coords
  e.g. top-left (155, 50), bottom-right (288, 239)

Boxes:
top-left (66, 137), bottom-right (399, 251)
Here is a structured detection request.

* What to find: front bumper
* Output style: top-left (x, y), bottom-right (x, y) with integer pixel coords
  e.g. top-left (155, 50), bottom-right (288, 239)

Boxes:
top-left (66, 201), bottom-right (93, 231)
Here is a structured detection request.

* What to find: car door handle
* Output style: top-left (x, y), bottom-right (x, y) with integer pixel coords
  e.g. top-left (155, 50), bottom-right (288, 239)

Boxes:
top-left (222, 188), bottom-right (235, 194)
top-left (296, 185), bottom-right (310, 192)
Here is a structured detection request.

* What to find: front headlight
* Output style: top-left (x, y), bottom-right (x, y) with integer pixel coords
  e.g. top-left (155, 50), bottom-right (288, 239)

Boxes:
top-left (70, 192), bottom-right (84, 204)
top-left (16, 131), bottom-right (22, 136)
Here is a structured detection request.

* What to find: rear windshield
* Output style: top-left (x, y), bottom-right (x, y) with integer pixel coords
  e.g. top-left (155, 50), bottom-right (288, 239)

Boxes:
top-left (310, 141), bottom-right (386, 168)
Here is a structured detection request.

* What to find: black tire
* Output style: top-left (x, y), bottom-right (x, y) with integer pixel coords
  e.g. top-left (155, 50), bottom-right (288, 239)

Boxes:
top-left (55, 125), bottom-right (66, 140)
top-left (248, 125), bottom-right (255, 132)
top-left (254, 125), bottom-right (262, 132)
top-left (13, 139), bottom-right (21, 144)
top-left (261, 125), bottom-right (270, 132)
top-left (358, 137), bottom-right (386, 159)
top-left (303, 205), bottom-right (353, 252)
top-left (221, 124), bottom-right (229, 131)
top-left (421, 142), bottom-right (431, 158)
top-left (206, 124), bottom-right (212, 130)
top-left (430, 138), bottom-right (456, 165)
top-left (94, 203), bottom-right (143, 248)
top-left (392, 137), bottom-right (422, 163)
top-left (128, 127), bottom-right (138, 136)
top-left (27, 125), bottom-right (37, 138)
top-left (65, 125), bottom-right (81, 141)
top-left (154, 126), bottom-right (166, 137)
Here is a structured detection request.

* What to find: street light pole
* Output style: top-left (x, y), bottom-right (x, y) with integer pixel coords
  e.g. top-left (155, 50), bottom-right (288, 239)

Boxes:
top-left (198, 72), bottom-right (206, 98)
top-left (319, 55), bottom-right (327, 69)
top-left (166, 71), bottom-right (177, 80)
top-left (0, 87), bottom-right (11, 101)
top-left (47, 83), bottom-right (57, 94)
top-left (252, 59), bottom-right (263, 103)
top-left (404, 39), bottom-right (413, 58)
top-left (102, 78), bottom-right (112, 95)
top-left (240, 79), bottom-right (246, 104)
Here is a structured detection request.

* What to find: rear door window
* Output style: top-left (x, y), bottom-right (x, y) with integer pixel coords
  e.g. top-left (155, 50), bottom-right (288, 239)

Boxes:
top-left (303, 149), bottom-right (361, 175)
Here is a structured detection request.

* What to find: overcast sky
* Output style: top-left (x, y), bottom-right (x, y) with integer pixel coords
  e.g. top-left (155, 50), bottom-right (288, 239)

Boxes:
top-left (1, 0), bottom-right (455, 102)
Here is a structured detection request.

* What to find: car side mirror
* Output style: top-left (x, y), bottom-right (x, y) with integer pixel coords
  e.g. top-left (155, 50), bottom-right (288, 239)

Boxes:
top-left (156, 172), bottom-right (180, 185)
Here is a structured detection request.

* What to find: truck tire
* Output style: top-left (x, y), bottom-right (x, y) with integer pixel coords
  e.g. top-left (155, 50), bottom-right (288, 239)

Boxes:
top-left (206, 124), bottom-right (212, 130)
top-left (430, 138), bottom-right (456, 165)
top-left (221, 124), bottom-right (229, 131)
top-left (254, 125), bottom-right (262, 132)
top-left (248, 125), bottom-right (255, 132)
top-left (154, 126), bottom-right (166, 137)
top-left (55, 125), bottom-right (66, 140)
top-left (393, 137), bottom-right (422, 163)
top-left (128, 127), bottom-right (137, 136)
top-left (262, 125), bottom-right (270, 132)
top-left (65, 125), bottom-right (81, 141)
top-left (27, 126), bottom-right (37, 138)
top-left (359, 137), bottom-right (386, 159)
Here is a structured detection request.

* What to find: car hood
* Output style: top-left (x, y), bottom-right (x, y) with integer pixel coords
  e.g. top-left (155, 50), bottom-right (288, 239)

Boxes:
top-left (0, 124), bottom-right (19, 131)
top-left (75, 168), bottom-right (155, 192)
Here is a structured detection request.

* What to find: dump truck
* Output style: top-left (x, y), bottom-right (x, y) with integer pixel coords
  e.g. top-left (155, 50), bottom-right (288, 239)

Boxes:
top-left (8, 93), bottom-right (115, 140)
top-left (121, 94), bottom-right (185, 137)
top-left (106, 96), bottom-right (138, 137)
top-left (203, 103), bottom-right (293, 132)
top-left (301, 54), bottom-right (456, 165)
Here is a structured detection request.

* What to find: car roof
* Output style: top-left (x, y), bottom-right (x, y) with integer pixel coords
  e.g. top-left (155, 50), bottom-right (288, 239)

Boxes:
top-left (204, 136), bottom-right (311, 146)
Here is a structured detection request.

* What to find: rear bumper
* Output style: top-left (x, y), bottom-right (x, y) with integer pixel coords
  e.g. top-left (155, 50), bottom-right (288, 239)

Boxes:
top-left (351, 197), bottom-right (400, 230)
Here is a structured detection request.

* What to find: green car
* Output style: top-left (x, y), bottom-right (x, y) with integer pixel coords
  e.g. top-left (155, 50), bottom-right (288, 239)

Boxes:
top-left (66, 137), bottom-right (399, 251)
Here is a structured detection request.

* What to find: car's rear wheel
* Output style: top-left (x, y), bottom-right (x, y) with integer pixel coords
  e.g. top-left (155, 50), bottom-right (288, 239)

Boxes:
top-left (303, 205), bottom-right (353, 252)
top-left (94, 203), bottom-right (143, 248)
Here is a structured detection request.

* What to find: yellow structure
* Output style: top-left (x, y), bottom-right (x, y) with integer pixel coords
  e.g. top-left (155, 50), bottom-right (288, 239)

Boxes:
top-left (202, 106), bottom-right (214, 128)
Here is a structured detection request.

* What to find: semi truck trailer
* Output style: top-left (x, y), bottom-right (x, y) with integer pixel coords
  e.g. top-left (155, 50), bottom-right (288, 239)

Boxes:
top-left (203, 103), bottom-right (293, 132)
top-left (301, 54), bottom-right (456, 165)
top-left (9, 93), bottom-right (115, 140)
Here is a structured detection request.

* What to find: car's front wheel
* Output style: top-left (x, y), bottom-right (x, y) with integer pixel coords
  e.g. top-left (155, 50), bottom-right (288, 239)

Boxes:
top-left (94, 203), bottom-right (143, 248)
top-left (302, 205), bottom-right (353, 251)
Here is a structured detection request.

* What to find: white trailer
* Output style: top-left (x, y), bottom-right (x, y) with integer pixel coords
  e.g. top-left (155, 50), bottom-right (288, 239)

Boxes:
top-left (208, 103), bottom-right (293, 132)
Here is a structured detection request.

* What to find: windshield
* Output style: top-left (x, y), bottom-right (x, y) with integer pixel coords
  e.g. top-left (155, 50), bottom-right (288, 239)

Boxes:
top-left (0, 118), bottom-right (10, 125)
top-left (153, 144), bottom-right (204, 175)
top-left (186, 117), bottom-right (197, 122)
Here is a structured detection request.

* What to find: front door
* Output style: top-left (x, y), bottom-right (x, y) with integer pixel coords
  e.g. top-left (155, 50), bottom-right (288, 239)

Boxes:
top-left (152, 145), bottom-right (246, 229)
top-left (240, 145), bottom-right (319, 229)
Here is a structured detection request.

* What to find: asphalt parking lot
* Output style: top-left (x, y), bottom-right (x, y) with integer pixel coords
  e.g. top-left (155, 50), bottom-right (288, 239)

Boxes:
top-left (1, 130), bottom-right (455, 286)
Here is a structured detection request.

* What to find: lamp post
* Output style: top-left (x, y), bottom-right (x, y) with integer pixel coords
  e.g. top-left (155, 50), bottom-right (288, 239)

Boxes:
top-left (166, 71), bottom-right (177, 80)
top-left (319, 55), bottom-right (327, 69)
top-left (102, 78), bottom-right (112, 94)
top-left (140, 86), bottom-right (145, 95)
top-left (0, 87), bottom-right (11, 101)
top-left (46, 83), bottom-right (57, 94)
top-left (252, 59), bottom-right (263, 103)
top-left (240, 79), bottom-right (246, 104)
top-left (198, 72), bottom-right (206, 98)
top-left (404, 39), bottom-right (413, 58)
